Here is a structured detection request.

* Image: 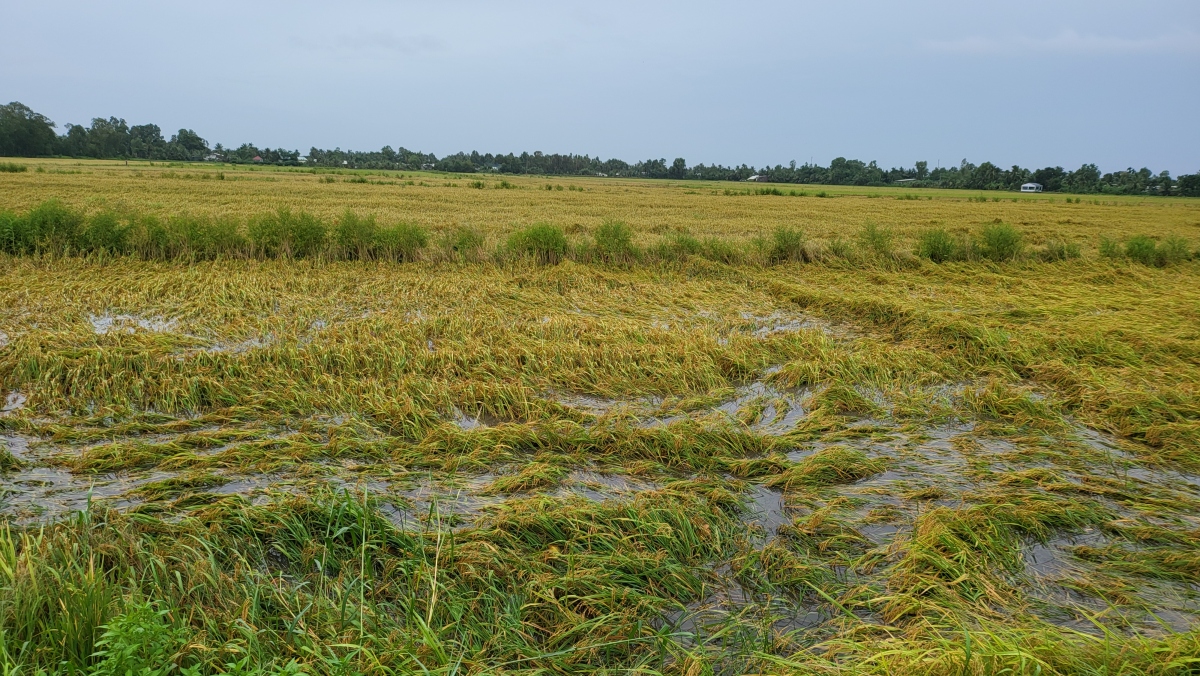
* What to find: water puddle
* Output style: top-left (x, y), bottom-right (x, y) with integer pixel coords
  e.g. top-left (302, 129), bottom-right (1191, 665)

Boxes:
top-left (556, 470), bottom-right (660, 501)
top-left (737, 311), bottom-right (852, 340)
top-left (1022, 529), bottom-right (1110, 578)
top-left (450, 408), bottom-right (501, 430)
top-left (714, 381), bottom-right (808, 435)
top-left (2, 392), bottom-right (25, 413)
top-left (742, 484), bottom-right (791, 537)
top-left (90, 313), bottom-right (177, 335)
top-left (662, 563), bottom-right (824, 646)
top-left (0, 433), bottom-right (180, 523)
top-left (1073, 424), bottom-right (1200, 493)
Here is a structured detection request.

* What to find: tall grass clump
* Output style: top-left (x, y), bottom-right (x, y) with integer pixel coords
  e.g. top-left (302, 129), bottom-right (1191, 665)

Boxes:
top-left (1099, 236), bottom-right (1122, 260)
top-left (507, 223), bottom-right (567, 264)
top-left (1124, 234), bottom-right (1158, 266)
top-left (25, 199), bottom-right (86, 254)
top-left (248, 208), bottom-right (327, 258)
top-left (334, 210), bottom-right (379, 260)
top-left (768, 226), bottom-right (806, 263)
top-left (979, 222), bottom-right (1023, 261)
top-left (81, 211), bottom-right (129, 254)
top-left (857, 222), bottom-right (894, 258)
top-left (0, 162), bottom-right (27, 173)
top-left (654, 231), bottom-right (702, 261)
top-left (915, 227), bottom-right (956, 263)
top-left (376, 222), bottom-right (428, 262)
top-left (441, 226), bottom-right (485, 261)
top-left (699, 236), bottom-right (741, 264)
top-left (1124, 234), bottom-right (1192, 267)
top-left (593, 220), bottom-right (638, 263)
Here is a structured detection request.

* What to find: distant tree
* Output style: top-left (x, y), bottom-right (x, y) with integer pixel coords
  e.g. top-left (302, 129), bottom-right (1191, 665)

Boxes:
top-left (968, 162), bottom-right (1004, 190)
top-left (59, 123), bottom-right (90, 156)
top-left (1031, 166), bottom-right (1067, 192)
top-left (436, 154), bottom-right (475, 173)
top-left (1178, 173), bottom-right (1200, 197)
top-left (1063, 163), bottom-right (1101, 193)
top-left (1004, 165), bottom-right (1031, 190)
top-left (668, 157), bottom-right (687, 180)
top-left (0, 101), bottom-right (57, 156)
top-left (165, 129), bottom-right (208, 160)
top-left (915, 160), bottom-right (928, 180)
top-left (84, 117), bottom-right (131, 158)
top-left (129, 123), bottom-right (166, 159)
top-left (639, 158), bottom-right (668, 179)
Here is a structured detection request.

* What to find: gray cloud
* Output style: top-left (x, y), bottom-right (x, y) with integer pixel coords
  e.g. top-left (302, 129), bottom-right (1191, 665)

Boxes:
top-left (2, 1), bottom-right (1198, 174)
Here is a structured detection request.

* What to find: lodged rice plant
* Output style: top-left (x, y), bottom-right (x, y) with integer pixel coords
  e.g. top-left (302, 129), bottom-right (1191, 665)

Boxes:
top-left (0, 158), bottom-right (1198, 674)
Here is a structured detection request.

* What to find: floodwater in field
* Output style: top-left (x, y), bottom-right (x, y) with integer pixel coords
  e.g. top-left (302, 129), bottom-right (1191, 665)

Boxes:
top-left (90, 313), bottom-right (177, 335)
top-left (450, 407), bottom-right (502, 430)
top-left (0, 433), bottom-right (178, 523)
top-left (742, 484), bottom-right (791, 536)
top-left (2, 392), bottom-right (25, 412)
top-left (4, 401), bottom-right (1200, 636)
top-left (548, 375), bottom-right (807, 434)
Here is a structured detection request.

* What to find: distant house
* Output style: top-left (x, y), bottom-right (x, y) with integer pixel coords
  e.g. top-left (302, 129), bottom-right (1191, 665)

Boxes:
top-left (746, 175), bottom-right (768, 182)
top-left (252, 155), bottom-right (263, 163)
top-left (298, 156), bottom-right (308, 164)
top-left (204, 153), bottom-right (221, 162)
top-left (895, 178), bottom-right (917, 183)
top-left (1020, 182), bottom-right (1043, 193)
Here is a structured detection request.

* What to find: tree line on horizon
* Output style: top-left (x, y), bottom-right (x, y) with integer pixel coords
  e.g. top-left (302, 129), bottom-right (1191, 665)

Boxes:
top-left (2, 101), bottom-right (1197, 196)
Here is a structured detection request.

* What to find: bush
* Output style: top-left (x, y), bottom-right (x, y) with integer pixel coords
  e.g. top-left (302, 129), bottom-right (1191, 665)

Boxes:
top-left (1160, 236), bottom-right (1191, 265)
top-left (651, 231), bottom-right (703, 261)
top-left (91, 601), bottom-right (189, 676)
top-left (284, 209), bottom-right (328, 257)
top-left (168, 215), bottom-right (246, 259)
top-left (442, 226), bottom-right (485, 261)
top-left (249, 208), bottom-right (327, 258)
top-left (1099, 236), bottom-right (1121, 259)
top-left (507, 223), bottom-right (567, 264)
top-left (334, 210), bottom-right (379, 260)
top-left (593, 220), bottom-right (637, 263)
top-left (83, 211), bottom-right (128, 254)
top-left (0, 210), bottom-right (28, 253)
top-left (768, 226), bottom-right (806, 263)
top-left (857, 222), bottom-right (894, 258)
top-left (701, 236), bottom-right (741, 264)
top-left (1124, 235), bottom-right (1158, 266)
top-left (979, 223), bottom-right (1023, 261)
top-left (26, 199), bottom-right (86, 253)
top-left (0, 162), bottom-right (27, 173)
top-left (916, 228), bottom-right (956, 263)
top-left (376, 222), bottom-right (428, 261)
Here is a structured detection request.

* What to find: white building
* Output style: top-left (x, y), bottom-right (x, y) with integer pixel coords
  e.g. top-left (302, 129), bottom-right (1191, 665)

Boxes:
top-left (1020, 182), bottom-right (1043, 193)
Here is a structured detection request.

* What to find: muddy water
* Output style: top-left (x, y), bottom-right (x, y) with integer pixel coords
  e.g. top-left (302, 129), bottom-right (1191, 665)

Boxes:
top-left (90, 313), bottom-right (177, 335)
top-left (0, 434), bottom-right (177, 523)
top-left (548, 376), bottom-right (808, 435)
top-left (4, 403), bottom-right (1200, 636)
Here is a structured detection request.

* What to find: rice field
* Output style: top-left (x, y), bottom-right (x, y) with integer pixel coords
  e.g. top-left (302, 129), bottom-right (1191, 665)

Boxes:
top-left (1, 158), bottom-right (1200, 674)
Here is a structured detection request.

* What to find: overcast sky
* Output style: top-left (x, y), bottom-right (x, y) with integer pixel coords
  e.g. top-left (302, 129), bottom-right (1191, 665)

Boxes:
top-left (3, 1), bottom-right (1198, 173)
